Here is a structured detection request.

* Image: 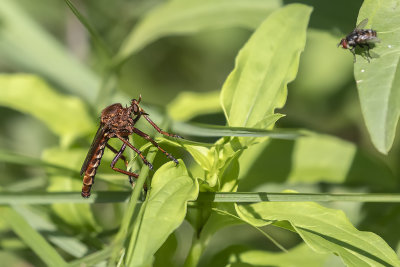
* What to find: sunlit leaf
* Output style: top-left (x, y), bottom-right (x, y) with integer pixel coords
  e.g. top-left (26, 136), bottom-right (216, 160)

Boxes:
top-left (209, 244), bottom-right (331, 267)
top-left (221, 4), bottom-right (312, 128)
top-left (354, 0), bottom-right (400, 154)
top-left (127, 161), bottom-right (198, 266)
top-left (236, 201), bottom-right (400, 266)
top-left (167, 90), bottom-right (221, 121)
top-left (0, 74), bottom-right (96, 145)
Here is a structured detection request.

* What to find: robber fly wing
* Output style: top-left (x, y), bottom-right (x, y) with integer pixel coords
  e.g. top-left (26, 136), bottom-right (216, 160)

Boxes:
top-left (356, 18), bottom-right (369, 29)
top-left (80, 124), bottom-right (107, 175)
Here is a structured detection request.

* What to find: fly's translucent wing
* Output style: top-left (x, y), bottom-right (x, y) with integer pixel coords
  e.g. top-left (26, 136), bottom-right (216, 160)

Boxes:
top-left (80, 124), bottom-right (107, 175)
top-left (356, 18), bottom-right (369, 29)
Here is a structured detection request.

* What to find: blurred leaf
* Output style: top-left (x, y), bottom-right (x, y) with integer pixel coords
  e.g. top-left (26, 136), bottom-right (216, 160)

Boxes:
top-left (12, 205), bottom-right (89, 258)
top-left (126, 161), bottom-right (198, 266)
top-left (0, 0), bottom-right (100, 102)
top-left (236, 201), bottom-right (400, 267)
top-left (114, 0), bottom-right (282, 64)
top-left (354, 0), bottom-right (400, 154)
top-left (43, 147), bottom-right (100, 231)
top-left (209, 244), bottom-right (330, 267)
top-left (221, 4), bottom-right (311, 129)
top-left (238, 134), bottom-right (396, 191)
top-left (167, 90), bottom-right (221, 121)
top-left (0, 207), bottom-right (66, 266)
top-left (0, 74), bottom-right (96, 146)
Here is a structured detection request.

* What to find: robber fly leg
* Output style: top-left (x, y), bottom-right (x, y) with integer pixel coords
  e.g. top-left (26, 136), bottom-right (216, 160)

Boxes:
top-left (107, 142), bottom-right (135, 183)
top-left (133, 127), bottom-right (179, 165)
top-left (115, 134), bottom-right (154, 170)
top-left (106, 143), bottom-right (129, 166)
top-left (139, 110), bottom-right (182, 139)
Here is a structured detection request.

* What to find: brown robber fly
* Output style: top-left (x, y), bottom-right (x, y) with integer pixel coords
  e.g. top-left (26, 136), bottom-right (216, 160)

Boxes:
top-left (80, 96), bottom-right (181, 198)
top-left (338, 18), bottom-right (380, 62)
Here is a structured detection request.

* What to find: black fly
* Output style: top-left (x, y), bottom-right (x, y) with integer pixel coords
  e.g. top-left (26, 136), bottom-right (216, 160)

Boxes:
top-left (338, 18), bottom-right (380, 62)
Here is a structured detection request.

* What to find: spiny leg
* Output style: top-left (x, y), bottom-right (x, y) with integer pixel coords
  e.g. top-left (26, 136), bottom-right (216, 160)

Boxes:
top-left (115, 133), bottom-right (154, 170)
top-left (133, 127), bottom-right (179, 165)
top-left (138, 107), bottom-right (182, 138)
top-left (110, 143), bottom-right (139, 186)
top-left (107, 142), bottom-right (134, 184)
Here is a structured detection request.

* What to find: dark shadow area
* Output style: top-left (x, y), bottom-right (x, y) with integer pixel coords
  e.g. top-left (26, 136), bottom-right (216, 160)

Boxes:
top-left (238, 140), bottom-right (295, 191)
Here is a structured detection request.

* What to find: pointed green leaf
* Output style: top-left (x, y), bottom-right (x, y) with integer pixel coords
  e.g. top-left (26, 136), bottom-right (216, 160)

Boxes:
top-left (236, 201), bottom-right (400, 266)
top-left (221, 4), bottom-right (312, 128)
top-left (354, 0), bottom-right (400, 153)
top-left (127, 161), bottom-right (198, 266)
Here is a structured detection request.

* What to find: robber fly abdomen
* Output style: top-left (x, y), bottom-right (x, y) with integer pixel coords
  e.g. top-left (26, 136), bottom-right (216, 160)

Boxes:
top-left (80, 96), bottom-right (182, 198)
top-left (81, 132), bottom-right (109, 198)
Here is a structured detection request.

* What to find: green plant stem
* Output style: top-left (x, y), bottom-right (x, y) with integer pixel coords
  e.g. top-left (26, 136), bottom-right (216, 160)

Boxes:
top-left (107, 147), bottom-right (157, 266)
top-left (183, 236), bottom-right (204, 267)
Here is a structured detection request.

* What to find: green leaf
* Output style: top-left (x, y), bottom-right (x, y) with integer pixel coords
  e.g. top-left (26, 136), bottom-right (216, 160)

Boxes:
top-left (221, 4), bottom-right (312, 128)
top-left (126, 161), bottom-right (198, 266)
top-left (236, 201), bottom-right (400, 267)
top-left (12, 205), bottom-right (89, 258)
top-left (0, 207), bottom-right (66, 266)
top-left (114, 0), bottom-right (281, 64)
top-left (209, 244), bottom-right (331, 267)
top-left (167, 90), bottom-right (221, 121)
top-left (43, 147), bottom-right (100, 231)
top-left (0, 0), bottom-right (100, 102)
top-left (0, 74), bottom-right (96, 145)
top-left (238, 134), bottom-right (396, 191)
top-left (354, 0), bottom-right (400, 154)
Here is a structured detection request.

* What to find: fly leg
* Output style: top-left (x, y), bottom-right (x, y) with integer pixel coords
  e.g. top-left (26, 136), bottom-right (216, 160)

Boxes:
top-left (115, 134), bottom-right (154, 170)
top-left (133, 127), bottom-right (179, 165)
top-left (138, 108), bottom-right (182, 139)
top-left (350, 46), bottom-right (356, 63)
top-left (109, 143), bottom-right (140, 186)
top-left (107, 142), bottom-right (135, 185)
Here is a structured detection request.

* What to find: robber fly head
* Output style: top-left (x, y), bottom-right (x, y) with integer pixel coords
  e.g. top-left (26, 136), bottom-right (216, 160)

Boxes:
top-left (130, 94), bottom-right (142, 115)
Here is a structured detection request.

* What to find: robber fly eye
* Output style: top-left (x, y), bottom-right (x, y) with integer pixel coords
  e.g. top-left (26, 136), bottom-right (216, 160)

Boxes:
top-left (133, 103), bottom-right (139, 114)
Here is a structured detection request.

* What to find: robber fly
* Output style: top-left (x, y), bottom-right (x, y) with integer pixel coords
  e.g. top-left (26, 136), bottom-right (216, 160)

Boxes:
top-left (338, 18), bottom-right (380, 62)
top-left (80, 96), bottom-right (181, 198)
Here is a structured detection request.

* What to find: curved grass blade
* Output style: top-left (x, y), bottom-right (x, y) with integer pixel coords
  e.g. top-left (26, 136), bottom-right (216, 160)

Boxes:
top-left (63, 0), bottom-right (111, 58)
top-left (0, 207), bottom-right (67, 266)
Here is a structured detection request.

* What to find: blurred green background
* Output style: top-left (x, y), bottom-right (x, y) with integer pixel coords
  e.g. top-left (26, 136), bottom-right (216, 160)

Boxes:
top-left (1, 0), bottom-right (400, 266)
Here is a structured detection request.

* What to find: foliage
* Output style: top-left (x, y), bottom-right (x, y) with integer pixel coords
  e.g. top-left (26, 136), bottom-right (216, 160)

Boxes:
top-left (0, 0), bottom-right (400, 266)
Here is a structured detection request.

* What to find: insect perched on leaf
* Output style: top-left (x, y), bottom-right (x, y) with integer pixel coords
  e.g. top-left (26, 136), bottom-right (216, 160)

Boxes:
top-left (80, 96), bottom-right (182, 198)
top-left (338, 18), bottom-right (380, 62)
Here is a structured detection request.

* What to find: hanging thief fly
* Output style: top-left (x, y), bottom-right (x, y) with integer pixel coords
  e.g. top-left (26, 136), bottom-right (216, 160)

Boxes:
top-left (338, 18), bottom-right (380, 62)
top-left (80, 96), bottom-right (182, 198)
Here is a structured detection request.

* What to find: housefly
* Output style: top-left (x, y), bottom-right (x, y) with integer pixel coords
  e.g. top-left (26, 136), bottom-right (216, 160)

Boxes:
top-left (338, 18), bottom-right (380, 62)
